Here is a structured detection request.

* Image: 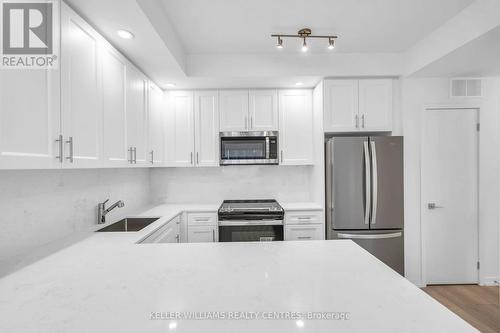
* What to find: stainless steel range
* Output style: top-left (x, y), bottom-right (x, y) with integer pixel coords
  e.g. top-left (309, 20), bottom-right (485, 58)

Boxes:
top-left (218, 200), bottom-right (284, 242)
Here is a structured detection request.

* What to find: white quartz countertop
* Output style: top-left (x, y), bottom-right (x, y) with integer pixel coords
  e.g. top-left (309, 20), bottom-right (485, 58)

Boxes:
top-left (0, 204), bottom-right (476, 333)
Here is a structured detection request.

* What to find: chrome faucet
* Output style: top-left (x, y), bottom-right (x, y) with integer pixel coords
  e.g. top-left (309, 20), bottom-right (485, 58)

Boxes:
top-left (98, 199), bottom-right (125, 224)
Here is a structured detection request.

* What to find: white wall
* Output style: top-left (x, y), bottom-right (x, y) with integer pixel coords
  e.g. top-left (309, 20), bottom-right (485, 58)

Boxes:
top-left (402, 77), bottom-right (500, 286)
top-left (0, 168), bottom-right (151, 277)
top-left (150, 165), bottom-right (317, 204)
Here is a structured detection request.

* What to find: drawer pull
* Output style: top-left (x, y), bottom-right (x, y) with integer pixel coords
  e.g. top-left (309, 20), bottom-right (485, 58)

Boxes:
top-left (298, 236), bottom-right (312, 240)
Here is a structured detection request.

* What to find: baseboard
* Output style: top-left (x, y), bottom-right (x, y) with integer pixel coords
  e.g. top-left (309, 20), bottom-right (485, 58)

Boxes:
top-left (479, 276), bottom-right (500, 286)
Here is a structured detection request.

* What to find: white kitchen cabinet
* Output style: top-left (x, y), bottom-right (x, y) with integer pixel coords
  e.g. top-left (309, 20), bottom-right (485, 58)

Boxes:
top-left (249, 89), bottom-right (278, 131)
top-left (323, 79), bottom-right (393, 133)
top-left (166, 91), bottom-right (195, 167)
top-left (219, 90), bottom-right (249, 132)
top-left (358, 79), bottom-right (393, 132)
top-left (187, 212), bottom-right (218, 242)
top-left (278, 89), bottom-right (314, 165)
top-left (60, 5), bottom-right (103, 168)
top-left (0, 69), bottom-right (60, 169)
top-left (141, 215), bottom-right (181, 244)
top-left (101, 45), bottom-right (128, 167)
top-left (285, 225), bottom-right (323, 241)
top-left (148, 83), bottom-right (165, 166)
top-left (194, 91), bottom-right (219, 166)
top-left (188, 225), bottom-right (218, 243)
top-left (126, 65), bottom-right (148, 166)
top-left (323, 80), bottom-right (358, 132)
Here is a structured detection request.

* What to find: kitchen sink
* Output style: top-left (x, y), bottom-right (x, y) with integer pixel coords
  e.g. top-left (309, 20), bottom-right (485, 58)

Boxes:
top-left (96, 217), bottom-right (160, 232)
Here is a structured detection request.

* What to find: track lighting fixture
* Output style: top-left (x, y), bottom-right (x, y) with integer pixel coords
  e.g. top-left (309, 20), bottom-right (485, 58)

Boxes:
top-left (271, 28), bottom-right (338, 52)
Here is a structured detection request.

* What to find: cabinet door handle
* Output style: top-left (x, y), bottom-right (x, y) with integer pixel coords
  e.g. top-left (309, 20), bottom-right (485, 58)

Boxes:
top-left (55, 134), bottom-right (63, 163)
top-left (133, 147), bottom-right (137, 164)
top-left (355, 115), bottom-right (359, 128)
top-left (361, 114), bottom-right (365, 128)
top-left (65, 137), bottom-right (73, 163)
top-left (150, 150), bottom-right (154, 164)
top-left (280, 150), bottom-right (284, 163)
top-left (196, 152), bottom-right (199, 165)
top-left (250, 116), bottom-right (253, 129)
top-left (176, 234), bottom-right (180, 243)
top-left (128, 147), bottom-right (134, 164)
top-left (212, 229), bottom-right (216, 242)
top-left (190, 152), bottom-right (193, 165)
top-left (298, 236), bottom-right (312, 240)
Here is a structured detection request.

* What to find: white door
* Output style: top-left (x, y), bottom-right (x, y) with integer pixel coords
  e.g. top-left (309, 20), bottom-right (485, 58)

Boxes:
top-left (278, 90), bottom-right (313, 165)
top-left (126, 66), bottom-right (148, 166)
top-left (0, 69), bottom-right (60, 169)
top-left (249, 89), bottom-right (278, 131)
top-left (358, 79), bottom-right (392, 132)
top-left (323, 80), bottom-right (359, 132)
top-left (148, 83), bottom-right (165, 166)
top-left (219, 90), bottom-right (248, 132)
top-left (422, 108), bottom-right (478, 284)
top-left (101, 46), bottom-right (128, 167)
top-left (166, 91), bottom-right (194, 167)
top-left (188, 225), bottom-right (217, 243)
top-left (194, 91), bottom-right (219, 167)
top-left (61, 7), bottom-right (103, 168)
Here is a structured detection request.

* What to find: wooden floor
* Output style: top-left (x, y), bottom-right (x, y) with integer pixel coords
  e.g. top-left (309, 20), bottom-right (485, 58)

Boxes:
top-left (423, 285), bottom-right (500, 333)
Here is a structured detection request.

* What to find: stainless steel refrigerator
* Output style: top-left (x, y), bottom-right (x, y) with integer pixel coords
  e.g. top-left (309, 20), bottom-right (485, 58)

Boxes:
top-left (326, 136), bottom-right (404, 275)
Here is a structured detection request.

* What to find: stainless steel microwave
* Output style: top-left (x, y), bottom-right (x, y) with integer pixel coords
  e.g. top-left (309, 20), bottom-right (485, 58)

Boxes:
top-left (220, 131), bottom-right (279, 165)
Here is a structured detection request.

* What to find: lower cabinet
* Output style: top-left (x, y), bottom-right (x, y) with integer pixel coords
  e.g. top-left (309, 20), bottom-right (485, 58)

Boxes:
top-left (141, 215), bottom-right (181, 244)
top-left (284, 210), bottom-right (324, 241)
top-left (187, 212), bottom-right (218, 243)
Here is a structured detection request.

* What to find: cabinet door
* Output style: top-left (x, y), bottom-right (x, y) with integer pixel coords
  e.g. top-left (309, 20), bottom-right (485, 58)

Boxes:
top-left (156, 223), bottom-right (180, 243)
top-left (101, 45), bottom-right (128, 167)
top-left (194, 91), bottom-right (219, 167)
top-left (188, 225), bottom-right (217, 243)
top-left (285, 225), bottom-right (323, 241)
top-left (219, 90), bottom-right (248, 132)
top-left (148, 83), bottom-right (165, 166)
top-left (358, 79), bottom-right (392, 132)
top-left (323, 80), bottom-right (359, 132)
top-left (0, 69), bottom-right (60, 169)
top-left (249, 89), bottom-right (278, 131)
top-left (166, 91), bottom-right (194, 167)
top-left (278, 90), bottom-right (313, 165)
top-left (126, 66), bottom-right (148, 166)
top-left (61, 7), bottom-right (103, 168)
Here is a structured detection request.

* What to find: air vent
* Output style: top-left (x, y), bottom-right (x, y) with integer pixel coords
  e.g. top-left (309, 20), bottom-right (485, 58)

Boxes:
top-left (450, 78), bottom-right (482, 98)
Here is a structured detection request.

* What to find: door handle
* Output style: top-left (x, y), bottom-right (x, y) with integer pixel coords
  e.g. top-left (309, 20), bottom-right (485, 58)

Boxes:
top-left (363, 141), bottom-right (371, 225)
top-left (196, 152), bottom-right (199, 165)
top-left (190, 152), bottom-right (193, 165)
top-left (133, 147), bottom-right (137, 164)
top-left (370, 141), bottom-right (378, 225)
top-left (55, 134), bottom-right (63, 163)
top-left (337, 232), bottom-right (402, 240)
top-left (427, 203), bottom-right (444, 210)
top-left (361, 114), bottom-right (365, 128)
top-left (150, 150), bottom-right (154, 164)
top-left (66, 137), bottom-right (74, 163)
top-left (212, 229), bottom-right (216, 242)
top-left (355, 115), bottom-right (359, 128)
top-left (128, 147), bottom-right (134, 164)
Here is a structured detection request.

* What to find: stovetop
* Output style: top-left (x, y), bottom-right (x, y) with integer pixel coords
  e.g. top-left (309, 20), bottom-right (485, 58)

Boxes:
top-left (218, 199), bottom-right (284, 213)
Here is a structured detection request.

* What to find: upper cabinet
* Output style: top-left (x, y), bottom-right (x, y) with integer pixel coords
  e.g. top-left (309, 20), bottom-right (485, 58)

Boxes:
top-left (220, 89), bottom-right (278, 132)
top-left (148, 83), bottom-right (165, 166)
top-left (279, 90), bottom-right (314, 165)
top-left (194, 91), bottom-right (220, 167)
top-left (166, 91), bottom-right (220, 167)
top-left (126, 66), bottom-right (148, 166)
top-left (323, 79), bottom-right (393, 133)
top-left (60, 5), bottom-right (103, 168)
top-left (249, 90), bottom-right (278, 131)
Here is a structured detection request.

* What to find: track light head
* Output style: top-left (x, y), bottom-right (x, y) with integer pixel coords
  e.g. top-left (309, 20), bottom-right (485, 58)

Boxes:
top-left (276, 36), bottom-right (283, 49)
top-left (301, 37), bottom-right (308, 52)
top-left (328, 38), bottom-right (335, 50)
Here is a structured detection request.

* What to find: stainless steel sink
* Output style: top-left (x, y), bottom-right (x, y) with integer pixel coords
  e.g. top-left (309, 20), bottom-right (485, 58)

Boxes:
top-left (96, 217), bottom-right (159, 232)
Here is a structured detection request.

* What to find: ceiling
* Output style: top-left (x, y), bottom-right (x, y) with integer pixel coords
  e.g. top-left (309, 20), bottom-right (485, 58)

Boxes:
top-left (158, 0), bottom-right (474, 54)
top-left (65, 0), bottom-right (495, 89)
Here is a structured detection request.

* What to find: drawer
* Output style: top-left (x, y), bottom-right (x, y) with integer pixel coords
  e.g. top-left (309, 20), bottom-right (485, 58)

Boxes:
top-left (285, 225), bottom-right (324, 241)
top-left (285, 210), bottom-right (323, 225)
top-left (187, 212), bottom-right (217, 226)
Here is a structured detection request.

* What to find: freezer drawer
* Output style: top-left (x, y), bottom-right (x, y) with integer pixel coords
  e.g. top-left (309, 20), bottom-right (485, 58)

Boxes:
top-left (332, 230), bottom-right (404, 275)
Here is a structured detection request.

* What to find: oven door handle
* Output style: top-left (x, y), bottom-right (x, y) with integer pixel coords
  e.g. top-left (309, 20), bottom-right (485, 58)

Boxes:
top-left (218, 220), bottom-right (284, 226)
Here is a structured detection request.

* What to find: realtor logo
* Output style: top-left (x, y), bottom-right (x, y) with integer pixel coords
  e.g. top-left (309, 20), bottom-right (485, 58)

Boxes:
top-left (1, 0), bottom-right (59, 68)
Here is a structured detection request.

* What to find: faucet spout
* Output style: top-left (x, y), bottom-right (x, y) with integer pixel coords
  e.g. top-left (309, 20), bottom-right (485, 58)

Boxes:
top-left (98, 199), bottom-right (125, 224)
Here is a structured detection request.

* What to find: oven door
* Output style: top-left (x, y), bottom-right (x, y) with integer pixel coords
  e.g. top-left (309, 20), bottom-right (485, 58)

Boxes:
top-left (218, 221), bottom-right (284, 242)
top-left (220, 132), bottom-right (278, 165)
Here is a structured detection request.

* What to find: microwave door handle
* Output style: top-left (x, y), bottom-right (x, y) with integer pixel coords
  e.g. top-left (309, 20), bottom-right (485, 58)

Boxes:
top-left (266, 137), bottom-right (270, 159)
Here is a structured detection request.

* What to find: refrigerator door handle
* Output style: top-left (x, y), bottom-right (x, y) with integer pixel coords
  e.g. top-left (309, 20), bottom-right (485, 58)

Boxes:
top-left (363, 141), bottom-right (371, 225)
top-left (337, 232), bottom-right (402, 240)
top-left (370, 141), bottom-right (378, 225)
